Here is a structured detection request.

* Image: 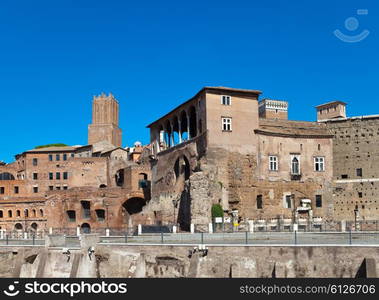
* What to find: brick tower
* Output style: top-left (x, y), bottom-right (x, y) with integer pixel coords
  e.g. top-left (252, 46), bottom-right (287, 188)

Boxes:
top-left (88, 93), bottom-right (122, 147)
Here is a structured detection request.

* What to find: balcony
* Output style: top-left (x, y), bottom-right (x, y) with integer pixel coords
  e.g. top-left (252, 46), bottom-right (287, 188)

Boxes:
top-left (290, 173), bottom-right (301, 181)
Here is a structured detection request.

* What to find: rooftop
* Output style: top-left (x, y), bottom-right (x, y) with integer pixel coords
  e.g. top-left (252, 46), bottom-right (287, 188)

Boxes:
top-left (147, 86), bottom-right (262, 128)
top-left (315, 101), bottom-right (347, 109)
top-left (256, 119), bottom-right (333, 138)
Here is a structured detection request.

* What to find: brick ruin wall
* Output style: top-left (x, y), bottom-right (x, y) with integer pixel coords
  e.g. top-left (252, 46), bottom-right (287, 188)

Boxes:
top-left (327, 117), bottom-right (379, 221)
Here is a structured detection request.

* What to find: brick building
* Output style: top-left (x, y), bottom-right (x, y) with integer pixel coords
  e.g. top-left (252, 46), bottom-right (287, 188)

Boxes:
top-left (318, 101), bottom-right (379, 223)
top-left (0, 93), bottom-right (151, 234)
top-left (146, 87), bottom-right (334, 230)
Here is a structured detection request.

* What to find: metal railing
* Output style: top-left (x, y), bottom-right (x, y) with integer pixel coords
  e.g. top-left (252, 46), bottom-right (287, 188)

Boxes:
top-left (98, 231), bottom-right (379, 246)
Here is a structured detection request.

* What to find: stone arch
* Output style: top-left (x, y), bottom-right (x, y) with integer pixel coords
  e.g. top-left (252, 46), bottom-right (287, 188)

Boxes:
top-left (180, 110), bottom-right (189, 141)
top-left (164, 119), bottom-right (173, 148)
top-left (0, 172), bottom-right (15, 180)
top-left (172, 116), bottom-right (180, 145)
top-left (31, 222), bottom-right (38, 230)
top-left (81, 223), bottom-right (91, 234)
top-left (115, 169), bottom-right (125, 187)
top-left (14, 223), bottom-right (23, 230)
top-left (123, 197), bottom-right (146, 215)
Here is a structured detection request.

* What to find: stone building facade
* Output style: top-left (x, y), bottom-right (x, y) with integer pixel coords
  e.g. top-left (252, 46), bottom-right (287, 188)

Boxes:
top-left (146, 87), bottom-right (334, 230)
top-left (318, 101), bottom-right (379, 222)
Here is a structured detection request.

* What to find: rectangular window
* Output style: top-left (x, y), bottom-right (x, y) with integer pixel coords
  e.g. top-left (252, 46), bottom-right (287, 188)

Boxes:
top-left (315, 195), bottom-right (322, 207)
top-left (256, 195), bottom-right (263, 209)
top-left (56, 172), bottom-right (61, 180)
top-left (14, 186), bottom-right (19, 194)
top-left (222, 117), bottom-right (232, 131)
top-left (63, 172), bottom-right (68, 180)
top-left (0, 187), bottom-right (4, 194)
top-left (63, 154), bottom-right (67, 161)
top-left (314, 157), bottom-right (325, 172)
top-left (221, 95), bottom-right (231, 105)
top-left (49, 154), bottom-right (53, 161)
top-left (71, 153), bottom-right (75, 158)
top-left (49, 186), bottom-right (54, 191)
top-left (56, 186), bottom-right (61, 190)
top-left (356, 168), bottom-right (363, 177)
top-left (341, 174), bottom-right (348, 179)
top-left (56, 154), bottom-right (60, 161)
top-left (63, 186), bottom-right (68, 190)
top-left (291, 155), bottom-right (300, 175)
top-left (33, 186), bottom-right (38, 193)
top-left (269, 156), bottom-right (278, 171)
top-left (32, 158), bottom-right (38, 166)
top-left (33, 173), bottom-right (38, 180)
top-left (67, 210), bottom-right (76, 222)
top-left (49, 172), bottom-right (53, 180)
top-left (358, 192), bottom-right (363, 198)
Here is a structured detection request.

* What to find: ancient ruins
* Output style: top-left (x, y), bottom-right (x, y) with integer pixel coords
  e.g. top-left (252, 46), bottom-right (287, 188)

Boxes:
top-left (1, 86), bottom-right (378, 234)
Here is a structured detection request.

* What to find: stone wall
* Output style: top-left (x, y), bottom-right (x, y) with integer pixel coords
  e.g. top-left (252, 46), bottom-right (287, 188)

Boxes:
top-left (325, 117), bottom-right (379, 221)
top-left (1, 244), bottom-right (378, 278)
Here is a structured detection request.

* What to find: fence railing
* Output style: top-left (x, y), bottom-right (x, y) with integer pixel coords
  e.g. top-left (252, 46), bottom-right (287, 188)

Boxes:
top-left (98, 231), bottom-right (379, 246)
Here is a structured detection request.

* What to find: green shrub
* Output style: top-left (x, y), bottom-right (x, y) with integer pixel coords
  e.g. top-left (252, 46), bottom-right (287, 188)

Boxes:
top-left (211, 204), bottom-right (224, 219)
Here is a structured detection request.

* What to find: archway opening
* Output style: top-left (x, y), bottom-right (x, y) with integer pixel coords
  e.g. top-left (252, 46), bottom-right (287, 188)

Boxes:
top-left (123, 197), bottom-right (146, 215)
top-left (14, 223), bottom-right (23, 230)
top-left (115, 169), bottom-right (124, 187)
top-left (180, 111), bottom-right (189, 141)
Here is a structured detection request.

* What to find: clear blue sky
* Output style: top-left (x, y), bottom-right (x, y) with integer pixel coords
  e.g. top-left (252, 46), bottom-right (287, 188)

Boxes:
top-left (0, 0), bottom-right (377, 163)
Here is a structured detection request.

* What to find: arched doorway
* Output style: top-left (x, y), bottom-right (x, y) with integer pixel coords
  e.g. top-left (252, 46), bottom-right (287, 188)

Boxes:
top-left (81, 223), bottom-right (91, 234)
top-left (115, 169), bottom-right (124, 187)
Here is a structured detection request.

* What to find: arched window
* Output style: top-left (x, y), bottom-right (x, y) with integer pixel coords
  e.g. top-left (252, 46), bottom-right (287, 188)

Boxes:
top-left (39, 209), bottom-right (44, 217)
top-left (16, 210), bottom-right (21, 217)
top-left (8, 210), bottom-right (12, 218)
top-left (291, 156), bottom-right (300, 175)
top-left (0, 172), bottom-right (15, 180)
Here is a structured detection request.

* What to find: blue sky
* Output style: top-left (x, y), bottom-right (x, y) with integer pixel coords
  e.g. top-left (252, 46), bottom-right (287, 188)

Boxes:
top-left (0, 0), bottom-right (377, 162)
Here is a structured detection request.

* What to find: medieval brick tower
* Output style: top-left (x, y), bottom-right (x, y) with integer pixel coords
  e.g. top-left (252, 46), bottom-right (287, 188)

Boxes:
top-left (88, 93), bottom-right (122, 147)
